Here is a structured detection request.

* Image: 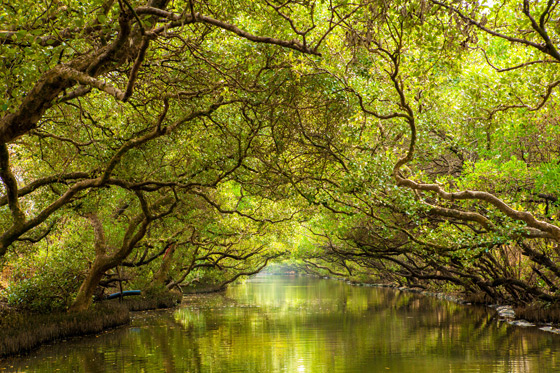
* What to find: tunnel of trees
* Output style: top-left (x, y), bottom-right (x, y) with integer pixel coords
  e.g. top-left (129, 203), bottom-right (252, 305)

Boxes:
top-left (2, 0), bottom-right (560, 312)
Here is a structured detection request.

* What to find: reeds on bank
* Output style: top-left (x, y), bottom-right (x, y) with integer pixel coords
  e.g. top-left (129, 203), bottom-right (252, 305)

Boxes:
top-left (115, 291), bottom-right (182, 311)
top-left (0, 291), bottom-right (182, 357)
top-left (0, 303), bottom-right (130, 357)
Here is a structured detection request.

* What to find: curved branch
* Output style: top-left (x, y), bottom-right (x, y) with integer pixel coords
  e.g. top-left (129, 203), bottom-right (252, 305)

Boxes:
top-left (303, 258), bottom-right (349, 277)
top-left (429, 0), bottom-right (546, 53)
top-left (478, 46), bottom-right (558, 73)
top-left (54, 65), bottom-right (126, 100)
top-left (382, 33), bottom-right (560, 244)
top-left (396, 176), bottom-right (560, 241)
top-left (481, 80), bottom-right (560, 120)
top-left (31, 130), bottom-right (98, 148)
top-left (391, 88), bottom-right (560, 243)
top-left (196, 14), bottom-right (321, 56)
top-left (215, 253), bottom-right (282, 289)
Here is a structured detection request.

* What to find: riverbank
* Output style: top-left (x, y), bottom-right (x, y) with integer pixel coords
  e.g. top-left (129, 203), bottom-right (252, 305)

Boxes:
top-left (0, 291), bottom-right (182, 358)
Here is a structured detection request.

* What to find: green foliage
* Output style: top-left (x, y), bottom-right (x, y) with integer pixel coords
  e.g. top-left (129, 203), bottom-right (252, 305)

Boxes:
top-left (2, 0), bottom-right (560, 314)
top-left (4, 249), bottom-right (85, 313)
top-left (458, 156), bottom-right (532, 193)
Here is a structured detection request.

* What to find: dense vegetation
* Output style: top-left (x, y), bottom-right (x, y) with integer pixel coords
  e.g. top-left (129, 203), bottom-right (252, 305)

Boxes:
top-left (1, 0), bottom-right (560, 315)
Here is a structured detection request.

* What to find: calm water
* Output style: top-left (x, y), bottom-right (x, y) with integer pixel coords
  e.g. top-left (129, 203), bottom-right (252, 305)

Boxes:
top-left (2, 276), bottom-right (560, 372)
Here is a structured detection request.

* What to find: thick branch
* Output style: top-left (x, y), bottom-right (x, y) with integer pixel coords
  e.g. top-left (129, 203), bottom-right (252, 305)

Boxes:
top-left (0, 144), bottom-right (25, 224)
top-left (85, 213), bottom-right (108, 256)
top-left (54, 65), bottom-right (126, 100)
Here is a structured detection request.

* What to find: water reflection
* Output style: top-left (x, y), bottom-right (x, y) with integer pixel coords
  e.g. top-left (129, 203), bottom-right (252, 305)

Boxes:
top-left (2, 276), bottom-right (560, 372)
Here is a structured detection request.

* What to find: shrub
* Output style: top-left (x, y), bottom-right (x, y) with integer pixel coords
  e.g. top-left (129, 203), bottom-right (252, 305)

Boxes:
top-left (3, 246), bottom-right (86, 313)
top-left (5, 262), bottom-right (84, 313)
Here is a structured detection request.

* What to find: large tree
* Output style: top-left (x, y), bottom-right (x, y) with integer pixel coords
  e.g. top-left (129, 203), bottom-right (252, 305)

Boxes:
top-left (0, 0), bottom-right (362, 310)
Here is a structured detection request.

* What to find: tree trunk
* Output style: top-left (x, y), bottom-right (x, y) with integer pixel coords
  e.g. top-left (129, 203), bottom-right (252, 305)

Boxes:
top-left (68, 196), bottom-right (171, 312)
top-left (68, 258), bottom-right (111, 312)
top-left (152, 243), bottom-right (176, 286)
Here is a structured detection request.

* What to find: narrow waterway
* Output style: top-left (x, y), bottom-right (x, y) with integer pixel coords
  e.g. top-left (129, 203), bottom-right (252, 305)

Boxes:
top-left (2, 276), bottom-right (560, 372)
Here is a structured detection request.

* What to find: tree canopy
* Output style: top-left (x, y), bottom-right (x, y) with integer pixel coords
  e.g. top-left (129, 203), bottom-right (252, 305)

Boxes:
top-left (2, 0), bottom-right (560, 311)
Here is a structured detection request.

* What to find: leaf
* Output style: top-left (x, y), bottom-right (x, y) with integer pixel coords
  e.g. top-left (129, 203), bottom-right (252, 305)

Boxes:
top-left (97, 14), bottom-right (107, 24)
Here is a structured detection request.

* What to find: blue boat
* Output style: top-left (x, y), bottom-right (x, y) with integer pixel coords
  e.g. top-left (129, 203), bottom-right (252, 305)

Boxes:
top-left (105, 290), bottom-right (141, 300)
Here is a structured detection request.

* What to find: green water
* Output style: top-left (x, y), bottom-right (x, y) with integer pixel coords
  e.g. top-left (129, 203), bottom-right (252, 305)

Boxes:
top-left (2, 276), bottom-right (560, 372)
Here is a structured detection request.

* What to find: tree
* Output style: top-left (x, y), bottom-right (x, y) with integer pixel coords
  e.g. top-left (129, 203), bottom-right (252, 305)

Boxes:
top-left (291, 0), bottom-right (560, 305)
top-left (0, 0), bottom-right (362, 310)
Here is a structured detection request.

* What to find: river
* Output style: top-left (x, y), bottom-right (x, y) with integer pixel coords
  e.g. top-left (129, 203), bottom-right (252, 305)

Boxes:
top-left (2, 276), bottom-right (560, 372)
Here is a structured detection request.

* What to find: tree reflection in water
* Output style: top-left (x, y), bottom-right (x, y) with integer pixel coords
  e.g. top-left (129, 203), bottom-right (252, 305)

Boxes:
top-left (2, 276), bottom-right (560, 372)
